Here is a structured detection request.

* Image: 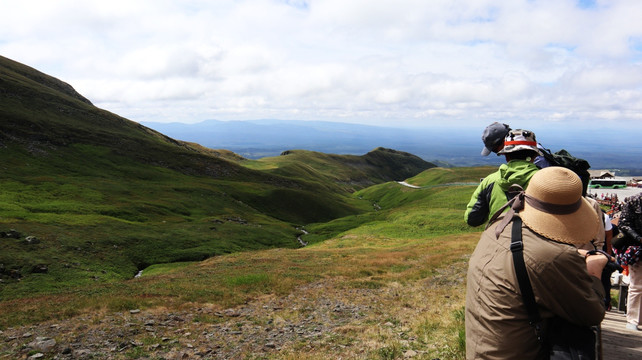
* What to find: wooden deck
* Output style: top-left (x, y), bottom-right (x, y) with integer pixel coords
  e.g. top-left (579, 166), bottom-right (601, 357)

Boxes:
top-left (601, 310), bottom-right (642, 359)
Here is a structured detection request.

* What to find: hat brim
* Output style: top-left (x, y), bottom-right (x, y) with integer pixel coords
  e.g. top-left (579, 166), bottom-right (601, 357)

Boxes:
top-left (481, 147), bottom-right (492, 156)
top-left (497, 145), bottom-right (542, 155)
top-left (520, 197), bottom-right (599, 246)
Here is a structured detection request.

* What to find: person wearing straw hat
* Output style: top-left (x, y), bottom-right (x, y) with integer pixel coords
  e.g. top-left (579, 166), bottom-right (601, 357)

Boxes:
top-left (465, 167), bottom-right (608, 359)
top-left (465, 129), bottom-right (540, 227)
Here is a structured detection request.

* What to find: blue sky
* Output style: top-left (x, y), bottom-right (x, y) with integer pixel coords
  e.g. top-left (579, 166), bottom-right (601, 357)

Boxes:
top-left (1, 0), bottom-right (641, 130)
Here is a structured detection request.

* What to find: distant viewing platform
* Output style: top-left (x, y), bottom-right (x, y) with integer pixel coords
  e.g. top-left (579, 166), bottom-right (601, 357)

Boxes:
top-left (588, 186), bottom-right (642, 200)
top-left (587, 183), bottom-right (642, 201)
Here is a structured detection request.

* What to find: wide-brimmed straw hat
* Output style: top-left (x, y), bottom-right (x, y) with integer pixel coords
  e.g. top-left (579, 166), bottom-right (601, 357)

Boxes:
top-left (520, 167), bottom-right (599, 246)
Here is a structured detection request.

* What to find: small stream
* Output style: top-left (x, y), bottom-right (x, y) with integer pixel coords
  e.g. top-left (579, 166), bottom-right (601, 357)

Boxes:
top-left (297, 228), bottom-right (309, 246)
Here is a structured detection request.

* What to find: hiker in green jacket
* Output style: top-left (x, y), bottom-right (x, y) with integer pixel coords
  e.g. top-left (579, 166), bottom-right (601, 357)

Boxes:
top-left (464, 129), bottom-right (540, 227)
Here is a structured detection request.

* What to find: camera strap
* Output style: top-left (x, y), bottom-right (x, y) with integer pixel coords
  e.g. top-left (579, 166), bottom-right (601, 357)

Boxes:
top-left (510, 216), bottom-right (545, 343)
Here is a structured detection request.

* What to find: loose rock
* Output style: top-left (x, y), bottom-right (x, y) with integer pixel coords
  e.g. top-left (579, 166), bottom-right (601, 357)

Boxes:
top-left (25, 236), bottom-right (40, 244)
top-left (28, 337), bottom-right (56, 352)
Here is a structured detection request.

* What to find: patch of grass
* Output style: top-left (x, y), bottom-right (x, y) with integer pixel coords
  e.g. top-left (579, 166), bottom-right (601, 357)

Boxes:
top-left (105, 297), bottom-right (150, 312)
top-left (140, 262), bottom-right (195, 277)
top-left (373, 341), bottom-right (403, 360)
top-left (413, 305), bottom-right (467, 360)
top-left (225, 273), bottom-right (272, 287)
top-left (125, 346), bottom-right (148, 359)
top-left (416, 316), bottom-right (440, 342)
top-left (454, 307), bottom-right (467, 355)
top-left (611, 288), bottom-right (620, 309)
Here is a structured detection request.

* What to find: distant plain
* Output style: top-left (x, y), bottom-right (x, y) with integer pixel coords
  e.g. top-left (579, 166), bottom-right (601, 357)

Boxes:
top-left (143, 119), bottom-right (642, 175)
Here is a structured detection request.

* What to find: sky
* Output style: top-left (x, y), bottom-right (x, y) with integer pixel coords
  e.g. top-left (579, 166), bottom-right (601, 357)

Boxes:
top-left (1, 0), bottom-right (642, 129)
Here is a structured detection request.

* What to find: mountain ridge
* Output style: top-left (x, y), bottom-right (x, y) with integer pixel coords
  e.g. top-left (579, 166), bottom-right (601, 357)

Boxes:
top-left (0, 54), bottom-right (93, 106)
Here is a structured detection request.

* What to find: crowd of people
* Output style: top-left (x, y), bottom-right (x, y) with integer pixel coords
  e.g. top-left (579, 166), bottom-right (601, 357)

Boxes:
top-left (463, 122), bottom-right (641, 359)
top-left (613, 195), bottom-right (642, 331)
top-left (587, 192), bottom-right (623, 215)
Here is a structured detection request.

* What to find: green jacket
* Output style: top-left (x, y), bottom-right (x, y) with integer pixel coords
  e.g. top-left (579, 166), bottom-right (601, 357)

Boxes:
top-left (464, 160), bottom-right (539, 227)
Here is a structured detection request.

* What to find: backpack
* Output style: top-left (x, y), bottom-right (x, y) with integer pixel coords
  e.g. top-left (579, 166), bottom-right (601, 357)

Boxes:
top-left (539, 146), bottom-right (591, 191)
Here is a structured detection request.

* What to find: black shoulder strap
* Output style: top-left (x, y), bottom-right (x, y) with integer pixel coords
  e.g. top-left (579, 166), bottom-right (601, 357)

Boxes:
top-left (510, 216), bottom-right (544, 342)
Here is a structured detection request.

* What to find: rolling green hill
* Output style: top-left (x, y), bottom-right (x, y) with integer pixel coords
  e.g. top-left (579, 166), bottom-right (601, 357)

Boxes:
top-left (240, 148), bottom-right (436, 193)
top-left (0, 157), bottom-right (486, 360)
top-left (299, 166), bottom-right (492, 244)
top-left (0, 55), bottom-right (435, 298)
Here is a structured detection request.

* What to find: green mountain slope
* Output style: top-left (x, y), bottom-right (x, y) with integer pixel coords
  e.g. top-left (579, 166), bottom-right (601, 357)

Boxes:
top-left (240, 148), bottom-right (436, 193)
top-left (300, 166), bottom-right (491, 245)
top-left (0, 55), bottom-right (433, 297)
top-left (1, 163), bottom-right (484, 338)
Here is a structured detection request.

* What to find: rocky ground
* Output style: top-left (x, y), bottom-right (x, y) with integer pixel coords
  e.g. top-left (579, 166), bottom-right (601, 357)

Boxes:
top-left (3, 294), bottom-right (342, 359)
top-left (2, 285), bottom-right (363, 359)
top-left (0, 270), bottom-right (466, 360)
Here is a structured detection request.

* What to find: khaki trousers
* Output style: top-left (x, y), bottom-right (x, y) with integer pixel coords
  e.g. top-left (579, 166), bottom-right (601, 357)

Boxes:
top-left (627, 262), bottom-right (642, 325)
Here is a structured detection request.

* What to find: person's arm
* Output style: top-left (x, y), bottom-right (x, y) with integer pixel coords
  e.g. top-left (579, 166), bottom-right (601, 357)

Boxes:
top-left (464, 181), bottom-right (494, 227)
top-left (605, 229), bottom-right (613, 255)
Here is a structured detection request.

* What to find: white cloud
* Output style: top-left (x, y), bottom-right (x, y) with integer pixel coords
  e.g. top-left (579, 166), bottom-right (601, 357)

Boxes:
top-left (1, 0), bottom-right (641, 127)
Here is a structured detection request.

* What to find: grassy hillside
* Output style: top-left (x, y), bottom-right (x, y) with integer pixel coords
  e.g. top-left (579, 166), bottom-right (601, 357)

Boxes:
top-left (0, 55), bottom-right (264, 180)
top-left (0, 55), bottom-right (433, 300)
top-left (0, 142), bottom-right (299, 297)
top-left (0, 165), bottom-right (483, 359)
top-left (300, 167), bottom-right (490, 245)
top-left (240, 148), bottom-right (436, 193)
top-left (404, 166), bottom-right (495, 187)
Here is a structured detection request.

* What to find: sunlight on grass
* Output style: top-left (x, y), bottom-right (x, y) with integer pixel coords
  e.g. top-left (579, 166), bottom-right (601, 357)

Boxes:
top-left (140, 262), bottom-right (195, 277)
top-left (225, 273), bottom-right (272, 287)
top-left (0, 160), bottom-right (487, 358)
top-left (0, 230), bottom-right (478, 358)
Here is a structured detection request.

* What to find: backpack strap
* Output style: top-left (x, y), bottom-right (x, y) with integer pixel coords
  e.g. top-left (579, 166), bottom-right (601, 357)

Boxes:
top-left (510, 216), bottom-right (545, 343)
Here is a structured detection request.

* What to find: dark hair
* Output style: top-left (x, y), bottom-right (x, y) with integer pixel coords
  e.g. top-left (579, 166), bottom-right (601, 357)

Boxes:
top-left (505, 149), bottom-right (539, 161)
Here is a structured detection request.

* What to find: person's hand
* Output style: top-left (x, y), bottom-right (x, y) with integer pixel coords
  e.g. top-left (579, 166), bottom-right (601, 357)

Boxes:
top-left (585, 252), bottom-right (608, 278)
top-left (577, 249), bottom-right (590, 257)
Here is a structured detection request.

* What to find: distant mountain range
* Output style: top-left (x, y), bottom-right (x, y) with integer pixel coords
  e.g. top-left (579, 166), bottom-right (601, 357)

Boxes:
top-left (141, 119), bottom-right (477, 167)
top-left (142, 119), bottom-right (642, 174)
